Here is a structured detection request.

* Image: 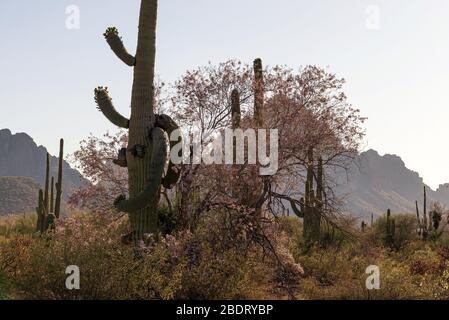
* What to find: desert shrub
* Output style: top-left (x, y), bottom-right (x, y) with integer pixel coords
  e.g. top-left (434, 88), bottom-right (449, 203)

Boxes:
top-left (408, 246), bottom-right (443, 276)
top-left (288, 215), bottom-right (449, 301)
top-left (0, 268), bottom-right (9, 300)
top-left (295, 243), bottom-right (372, 299)
top-left (369, 213), bottom-right (418, 250)
top-left (157, 197), bottom-right (184, 235)
top-left (293, 241), bottom-right (445, 300)
top-left (0, 214), bottom-right (36, 242)
top-left (1, 213), bottom-right (138, 299)
top-left (0, 207), bottom-right (302, 300)
top-left (4, 207), bottom-right (448, 300)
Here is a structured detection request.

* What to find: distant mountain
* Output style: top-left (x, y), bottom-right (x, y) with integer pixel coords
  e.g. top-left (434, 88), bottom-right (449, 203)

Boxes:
top-left (336, 149), bottom-right (449, 220)
top-left (0, 176), bottom-right (39, 215)
top-left (0, 129), bottom-right (86, 204)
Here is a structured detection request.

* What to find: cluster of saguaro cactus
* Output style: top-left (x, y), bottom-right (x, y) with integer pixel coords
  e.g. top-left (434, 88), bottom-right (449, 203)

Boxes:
top-left (416, 185), bottom-right (443, 239)
top-left (228, 58), bottom-right (266, 212)
top-left (416, 186), bottom-right (431, 239)
top-left (230, 57), bottom-right (264, 129)
top-left (94, 0), bottom-right (181, 242)
top-left (385, 209), bottom-right (396, 247)
top-left (36, 139), bottom-right (64, 233)
top-left (290, 148), bottom-right (324, 244)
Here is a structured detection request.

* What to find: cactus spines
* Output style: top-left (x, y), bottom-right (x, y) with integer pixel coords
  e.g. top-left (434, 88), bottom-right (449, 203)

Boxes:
top-left (231, 89), bottom-right (241, 129)
top-left (54, 139), bottom-right (63, 219)
top-left (96, 0), bottom-right (180, 241)
top-left (253, 58), bottom-right (264, 127)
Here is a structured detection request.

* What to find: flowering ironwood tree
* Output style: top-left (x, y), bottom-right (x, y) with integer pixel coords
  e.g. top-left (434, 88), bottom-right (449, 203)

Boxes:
top-left (169, 60), bottom-right (366, 232)
top-left (70, 60), bottom-right (365, 236)
top-left (69, 131), bottom-right (128, 213)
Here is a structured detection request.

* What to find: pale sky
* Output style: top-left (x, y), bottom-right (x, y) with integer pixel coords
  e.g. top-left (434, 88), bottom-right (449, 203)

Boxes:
top-left (1, 0), bottom-right (449, 189)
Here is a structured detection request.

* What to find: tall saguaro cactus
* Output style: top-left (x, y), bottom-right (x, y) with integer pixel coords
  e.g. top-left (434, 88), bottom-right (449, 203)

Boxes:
top-left (385, 209), bottom-right (396, 248)
top-left (94, 0), bottom-right (180, 241)
top-left (231, 89), bottom-right (241, 129)
top-left (416, 185), bottom-right (430, 239)
top-left (252, 58), bottom-right (266, 216)
top-left (253, 58), bottom-right (264, 127)
top-left (54, 139), bottom-right (63, 219)
top-left (36, 140), bottom-right (64, 233)
top-left (290, 148), bottom-right (323, 244)
top-left (50, 177), bottom-right (54, 214)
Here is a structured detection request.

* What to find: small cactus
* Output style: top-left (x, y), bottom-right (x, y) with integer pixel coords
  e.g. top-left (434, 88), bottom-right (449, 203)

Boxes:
top-left (385, 209), bottom-right (396, 248)
top-left (361, 221), bottom-right (367, 232)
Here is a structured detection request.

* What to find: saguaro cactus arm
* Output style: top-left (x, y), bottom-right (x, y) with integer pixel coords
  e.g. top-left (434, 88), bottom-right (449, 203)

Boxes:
top-left (155, 114), bottom-right (181, 189)
top-left (50, 177), bottom-right (54, 213)
top-left (94, 87), bottom-right (130, 129)
top-left (290, 197), bottom-right (305, 218)
top-left (36, 189), bottom-right (44, 232)
top-left (231, 89), bottom-right (241, 129)
top-left (114, 127), bottom-right (168, 213)
top-left (54, 139), bottom-right (64, 219)
top-left (104, 27), bottom-right (136, 67)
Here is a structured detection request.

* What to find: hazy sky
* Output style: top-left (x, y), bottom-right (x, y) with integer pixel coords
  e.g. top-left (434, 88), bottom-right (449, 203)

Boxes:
top-left (1, 0), bottom-right (449, 189)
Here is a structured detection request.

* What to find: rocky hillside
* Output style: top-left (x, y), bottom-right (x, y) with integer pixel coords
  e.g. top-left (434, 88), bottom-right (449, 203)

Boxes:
top-left (0, 128), bottom-right (86, 202)
top-left (0, 176), bottom-right (39, 215)
top-left (337, 149), bottom-right (449, 219)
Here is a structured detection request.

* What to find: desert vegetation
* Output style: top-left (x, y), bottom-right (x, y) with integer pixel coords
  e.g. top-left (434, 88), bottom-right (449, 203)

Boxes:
top-left (1, 0), bottom-right (448, 301)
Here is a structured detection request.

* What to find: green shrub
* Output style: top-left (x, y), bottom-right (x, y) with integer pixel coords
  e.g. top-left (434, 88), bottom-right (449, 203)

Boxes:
top-left (0, 268), bottom-right (9, 300)
top-left (0, 214), bottom-right (36, 242)
top-left (369, 213), bottom-right (418, 250)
